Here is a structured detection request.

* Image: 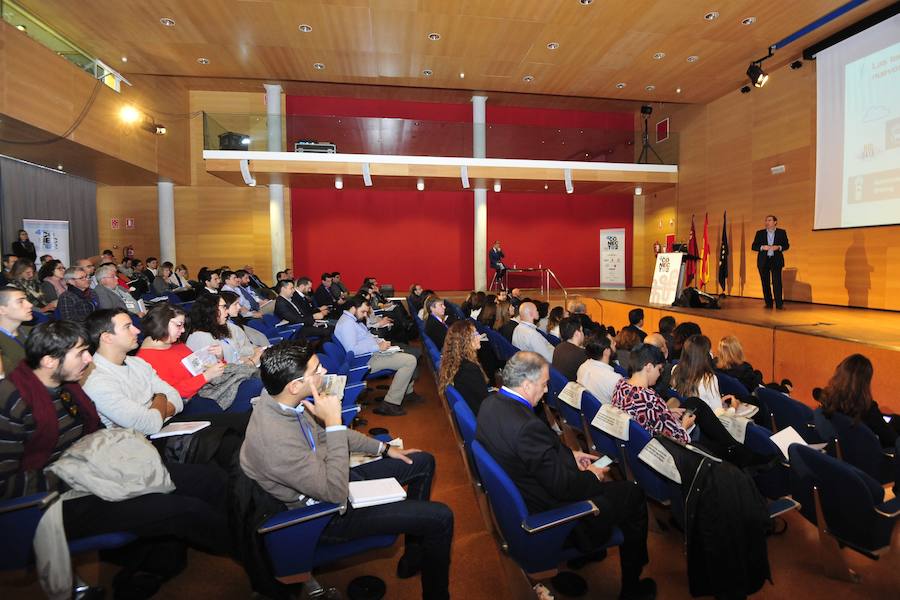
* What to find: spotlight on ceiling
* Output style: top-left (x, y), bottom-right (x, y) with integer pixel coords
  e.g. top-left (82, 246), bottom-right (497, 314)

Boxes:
top-left (335, 176), bottom-right (343, 190)
top-left (493, 180), bottom-right (501, 193)
top-left (640, 104), bottom-right (653, 117)
top-left (119, 105), bottom-right (141, 124)
top-left (635, 186), bottom-right (643, 196)
top-left (747, 62), bottom-right (768, 87)
top-left (416, 178), bottom-right (425, 191)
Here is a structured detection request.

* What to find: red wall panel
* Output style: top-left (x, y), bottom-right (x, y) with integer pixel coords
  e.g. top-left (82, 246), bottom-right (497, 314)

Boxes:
top-left (290, 189), bottom-right (474, 291)
top-left (486, 192), bottom-right (633, 289)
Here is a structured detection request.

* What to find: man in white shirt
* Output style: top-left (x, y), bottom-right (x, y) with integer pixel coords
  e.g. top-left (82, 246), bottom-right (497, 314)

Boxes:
top-left (577, 333), bottom-right (622, 405)
top-left (83, 308), bottom-right (183, 434)
top-left (334, 296), bottom-right (419, 417)
top-left (511, 302), bottom-right (554, 362)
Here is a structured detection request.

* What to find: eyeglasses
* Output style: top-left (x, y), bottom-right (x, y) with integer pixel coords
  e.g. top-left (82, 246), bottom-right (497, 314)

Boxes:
top-left (59, 390), bottom-right (79, 417)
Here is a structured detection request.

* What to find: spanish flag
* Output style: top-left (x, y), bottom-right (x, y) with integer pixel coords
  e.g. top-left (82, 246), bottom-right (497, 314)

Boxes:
top-left (699, 213), bottom-right (711, 288)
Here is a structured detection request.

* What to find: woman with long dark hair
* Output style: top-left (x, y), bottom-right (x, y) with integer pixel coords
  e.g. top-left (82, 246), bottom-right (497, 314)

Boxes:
top-left (820, 354), bottom-right (899, 448)
top-left (37, 259), bottom-right (67, 302)
top-left (438, 320), bottom-right (490, 414)
top-left (672, 334), bottom-right (738, 412)
top-left (11, 229), bottom-right (36, 264)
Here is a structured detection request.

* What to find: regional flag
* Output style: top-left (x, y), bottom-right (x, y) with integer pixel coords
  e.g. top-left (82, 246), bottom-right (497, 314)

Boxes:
top-left (718, 211), bottom-right (729, 291)
top-left (700, 213), bottom-right (711, 288)
top-left (685, 215), bottom-right (698, 286)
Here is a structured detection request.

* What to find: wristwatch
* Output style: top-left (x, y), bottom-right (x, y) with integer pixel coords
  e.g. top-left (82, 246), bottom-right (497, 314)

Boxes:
top-left (380, 442), bottom-right (391, 459)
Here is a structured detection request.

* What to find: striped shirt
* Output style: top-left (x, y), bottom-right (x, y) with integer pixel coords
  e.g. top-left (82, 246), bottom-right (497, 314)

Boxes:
top-left (612, 378), bottom-right (689, 443)
top-left (0, 379), bottom-right (87, 499)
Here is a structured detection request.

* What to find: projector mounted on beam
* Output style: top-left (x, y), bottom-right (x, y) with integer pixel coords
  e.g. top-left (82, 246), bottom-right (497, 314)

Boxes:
top-left (294, 139), bottom-right (337, 153)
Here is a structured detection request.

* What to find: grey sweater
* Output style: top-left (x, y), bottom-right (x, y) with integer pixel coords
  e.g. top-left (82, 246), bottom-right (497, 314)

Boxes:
top-left (240, 391), bottom-right (381, 507)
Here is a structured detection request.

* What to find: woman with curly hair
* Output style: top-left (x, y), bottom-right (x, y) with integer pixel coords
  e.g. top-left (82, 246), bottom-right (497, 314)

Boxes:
top-left (10, 259), bottom-right (53, 311)
top-left (438, 320), bottom-right (490, 415)
top-left (820, 353), bottom-right (899, 449)
top-left (37, 259), bottom-right (67, 303)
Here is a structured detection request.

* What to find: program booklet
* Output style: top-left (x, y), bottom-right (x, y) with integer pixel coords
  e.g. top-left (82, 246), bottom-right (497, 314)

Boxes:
top-left (348, 477), bottom-right (407, 509)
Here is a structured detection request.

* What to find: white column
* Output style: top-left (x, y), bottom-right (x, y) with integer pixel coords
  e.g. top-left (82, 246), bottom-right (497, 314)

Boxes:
top-left (472, 95), bottom-right (488, 291)
top-left (264, 83), bottom-right (286, 274)
top-left (157, 179), bottom-right (175, 264)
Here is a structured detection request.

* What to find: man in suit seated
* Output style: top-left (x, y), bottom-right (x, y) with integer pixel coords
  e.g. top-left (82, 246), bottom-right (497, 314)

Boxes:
top-left (314, 272), bottom-right (339, 309)
top-left (424, 295), bottom-right (454, 349)
top-left (622, 309), bottom-right (647, 342)
top-left (476, 352), bottom-right (655, 600)
top-left (240, 342), bottom-right (454, 599)
top-left (273, 280), bottom-right (333, 339)
top-left (552, 317), bottom-right (587, 381)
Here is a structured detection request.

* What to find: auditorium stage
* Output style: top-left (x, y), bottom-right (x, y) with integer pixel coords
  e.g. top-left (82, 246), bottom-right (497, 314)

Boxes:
top-left (439, 287), bottom-right (900, 411)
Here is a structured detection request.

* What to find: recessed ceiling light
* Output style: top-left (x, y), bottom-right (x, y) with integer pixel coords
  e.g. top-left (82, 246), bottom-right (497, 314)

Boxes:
top-left (423, 69), bottom-right (433, 77)
top-left (57, 164), bottom-right (64, 170)
top-left (615, 82), bottom-right (626, 89)
top-left (653, 52), bottom-right (666, 60)
top-left (686, 55), bottom-right (699, 63)
top-left (197, 57), bottom-right (209, 65)
top-left (160, 17), bottom-right (175, 27)
top-left (313, 62), bottom-right (325, 70)
top-left (741, 16), bottom-right (757, 26)
top-left (703, 11), bottom-right (719, 21)
top-left (15, 24), bottom-right (26, 31)
top-left (298, 24), bottom-right (312, 33)
top-left (427, 32), bottom-right (441, 41)
top-left (459, 72), bottom-right (465, 79)
top-left (676, 87), bottom-right (682, 94)
top-left (121, 56), bottom-right (128, 63)
top-left (522, 75), bottom-right (534, 82)
top-left (547, 42), bottom-right (560, 50)
top-left (580, 0), bottom-right (593, 5)
top-left (544, 183), bottom-right (549, 189)
top-left (645, 85), bottom-right (656, 92)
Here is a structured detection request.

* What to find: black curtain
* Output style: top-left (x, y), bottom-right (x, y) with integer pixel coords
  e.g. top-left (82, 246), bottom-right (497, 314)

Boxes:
top-left (0, 156), bottom-right (98, 262)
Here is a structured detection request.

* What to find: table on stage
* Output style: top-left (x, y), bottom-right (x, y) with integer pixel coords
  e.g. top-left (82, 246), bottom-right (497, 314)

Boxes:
top-left (493, 266), bottom-right (563, 298)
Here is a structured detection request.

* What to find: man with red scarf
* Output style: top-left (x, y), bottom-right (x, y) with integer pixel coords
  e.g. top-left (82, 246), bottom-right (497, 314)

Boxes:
top-left (0, 321), bottom-right (231, 575)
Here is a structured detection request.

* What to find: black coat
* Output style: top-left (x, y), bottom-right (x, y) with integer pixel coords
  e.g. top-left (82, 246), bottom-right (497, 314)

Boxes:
top-left (273, 296), bottom-right (307, 325)
top-left (12, 240), bottom-right (36, 263)
top-left (452, 360), bottom-right (490, 415)
top-left (425, 315), bottom-right (449, 349)
top-left (750, 228), bottom-right (789, 269)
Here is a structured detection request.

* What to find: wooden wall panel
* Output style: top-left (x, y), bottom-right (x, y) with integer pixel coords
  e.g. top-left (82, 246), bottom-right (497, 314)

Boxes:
top-left (96, 188), bottom-right (160, 262)
top-left (633, 61), bottom-right (900, 310)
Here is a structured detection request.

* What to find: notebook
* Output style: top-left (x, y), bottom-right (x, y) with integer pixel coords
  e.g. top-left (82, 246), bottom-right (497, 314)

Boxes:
top-left (150, 421), bottom-right (211, 439)
top-left (348, 477), bottom-right (407, 509)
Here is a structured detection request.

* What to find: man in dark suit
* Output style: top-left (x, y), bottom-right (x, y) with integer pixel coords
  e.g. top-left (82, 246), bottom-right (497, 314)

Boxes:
top-left (273, 280), bottom-right (333, 339)
top-left (489, 240), bottom-right (507, 290)
top-left (424, 296), bottom-right (455, 349)
top-left (313, 272), bottom-right (337, 309)
top-left (750, 215), bottom-right (790, 309)
top-left (622, 308), bottom-right (647, 342)
top-left (475, 352), bottom-right (654, 600)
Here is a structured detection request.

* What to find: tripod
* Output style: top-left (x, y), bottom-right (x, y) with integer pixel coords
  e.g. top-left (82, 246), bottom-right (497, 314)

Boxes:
top-left (638, 115), bottom-right (663, 164)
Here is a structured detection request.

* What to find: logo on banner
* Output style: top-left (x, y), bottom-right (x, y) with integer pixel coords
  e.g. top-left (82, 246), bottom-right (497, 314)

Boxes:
top-left (659, 256), bottom-right (670, 272)
top-left (34, 229), bottom-right (61, 253)
top-left (606, 236), bottom-right (619, 250)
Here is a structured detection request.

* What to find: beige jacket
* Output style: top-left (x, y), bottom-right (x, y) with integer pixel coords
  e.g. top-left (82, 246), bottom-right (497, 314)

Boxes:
top-left (240, 391), bottom-right (381, 507)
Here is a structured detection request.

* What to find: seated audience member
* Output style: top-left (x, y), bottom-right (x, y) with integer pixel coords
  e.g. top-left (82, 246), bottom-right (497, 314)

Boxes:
top-left (669, 321), bottom-right (701, 360)
top-left (424, 295), bottom-right (453, 348)
top-left (495, 299), bottom-right (516, 340)
top-left (137, 303), bottom-right (226, 400)
top-left (511, 302), bottom-right (554, 362)
top-left (187, 295), bottom-right (262, 367)
top-left (438, 320), bottom-right (491, 414)
top-left (577, 333), bottom-right (622, 404)
top-left (220, 291), bottom-right (266, 364)
top-left (622, 308), bottom-right (648, 342)
top-left (546, 306), bottom-right (565, 338)
top-left (0, 321), bottom-right (231, 592)
top-left (552, 317), bottom-right (587, 381)
top-left (56, 266), bottom-right (98, 322)
top-left (143, 256), bottom-right (159, 284)
top-left (567, 299), bottom-right (603, 337)
top-left (221, 270), bottom-right (262, 319)
top-left (476, 352), bottom-right (654, 600)
top-left (241, 265), bottom-right (266, 290)
top-left (0, 286), bottom-right (33, 372)
top-left (476, 301), bottom-right (498, 330)
top-left (84, 309), bottom-right (184, 434)
top-left (38, 259), bottom-right (67, 303)
top-left (614, 345), bottom-right (763, 465)
top-left (117, 248), bottom-right (135, 278)
top-left (715, 335), bottom-right (763, 393)
top-left (125, 259), bottom-right (149, 296)
top-left (198, 268), bottom-right (222, 297)
top-left (273, 280), bottom-right (334, 339)
top-left (819, 354), bottom-right (900, 449)
top-left (408, 283), bottom-right (426, 315)
top-left (169, 263), bottom-right (192, 290)
top-left (335, 295), bottom-right (419, 417)
top-left (508, 288), bottom-right (523, 310)
top-left (240, 343), bottom-right (453, 599)
top-left (313, 272), bottom-right (338, 308)
top-left (94, 263), bottom-right (144, 317)
top-left (657, 316), bottom-right (677, 353)
top-left (535, 301), bottom-right (551, 332)
top-left (642, 333), bottom-right (673, 396)
top-left (0, 253), bottom-right (17, 285)
top-left (152, 261), bottom-right (177, 295)
top-left (416, 290), bottom-right (436, 320)
top-left (72, 258), bottom-right (97, 289)
top-left (331, 271), bottom-right (349, 299)
top-left (460, 291), bottom-right (480, 319)
top-left (235, 269), bottom-right (273, 314)
top-left (614, 328), bottom-right (642, 374)
top-left (292, 276), bottom-right (330, 317)
top-left (39, 254), bottom-right (53, 264)
top-left (671, 335), bottom-right (738, 413)
top-left (10, 259), bottom-right (53, 312)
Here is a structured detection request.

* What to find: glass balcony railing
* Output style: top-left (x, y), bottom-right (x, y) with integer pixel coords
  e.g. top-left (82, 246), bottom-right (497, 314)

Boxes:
top-left (203, 112), bottom-right (679, 165)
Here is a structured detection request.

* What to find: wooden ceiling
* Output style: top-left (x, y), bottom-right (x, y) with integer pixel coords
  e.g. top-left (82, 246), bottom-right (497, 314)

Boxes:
top-left (14, 0), bottom-right (898, 105)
